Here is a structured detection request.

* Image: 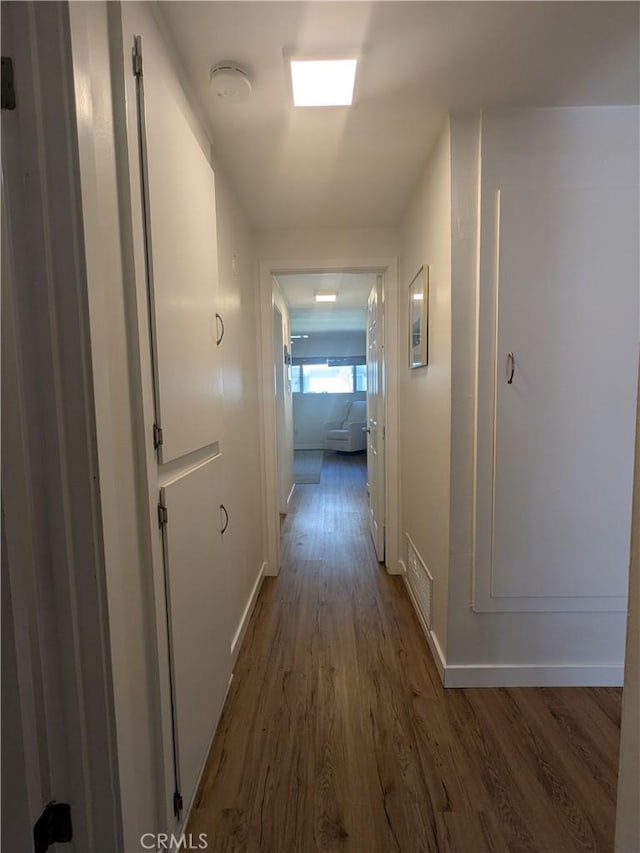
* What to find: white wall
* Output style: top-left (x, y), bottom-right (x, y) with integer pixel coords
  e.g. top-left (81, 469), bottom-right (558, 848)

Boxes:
top-left (444, 109), bottom-right (636, 685)
top-left (399, 123), bottom-right (453, 659)
top-left (69, 1), bottom-right (265, 843)
top-left (256, 226), bottom-right (400, 262)
top-left (213, 168), bottom-right (264, 660)
top-left (398, 109), bottom-right (637, 686)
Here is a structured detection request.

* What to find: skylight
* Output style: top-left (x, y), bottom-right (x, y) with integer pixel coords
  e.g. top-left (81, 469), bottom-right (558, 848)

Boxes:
top-left (290, 59), bottom-right (357, 107)
top-left (314, 293), bottom-right (337, 303)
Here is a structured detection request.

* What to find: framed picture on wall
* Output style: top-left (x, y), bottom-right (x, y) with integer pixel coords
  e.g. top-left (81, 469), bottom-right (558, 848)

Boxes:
top-left (409, 265), bottom-right (429, 368)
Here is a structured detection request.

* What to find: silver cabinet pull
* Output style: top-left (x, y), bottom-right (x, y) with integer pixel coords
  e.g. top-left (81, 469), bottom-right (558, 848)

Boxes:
top-left (506, 352), bottom-right (515, 384)
top-left (215, 313), bottom-right (225, 346)
top-left (220, 503), bottom-right (229, 535)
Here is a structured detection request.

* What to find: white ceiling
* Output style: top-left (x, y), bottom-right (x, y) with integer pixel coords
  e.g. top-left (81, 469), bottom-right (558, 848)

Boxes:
top-left (275, 271), bottom-right (374, 332)
top-left (161, 2), bottom-right (639, 230)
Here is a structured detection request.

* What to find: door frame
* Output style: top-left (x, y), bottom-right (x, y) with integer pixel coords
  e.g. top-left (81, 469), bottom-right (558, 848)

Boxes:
top-left (366, 275), bottom-right (386, 561)
top-left (258, 257), bottom-right (401, 576)
top-left (1, 1), bottom-right (122, 848)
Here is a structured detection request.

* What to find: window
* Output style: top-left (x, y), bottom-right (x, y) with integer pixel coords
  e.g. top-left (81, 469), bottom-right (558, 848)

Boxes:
top-left (291, 360), bottom-right (367, 393)
top-left (302, 364), bottom-right (353, 393)
top-left (291, 365), bottom-right (302, 394)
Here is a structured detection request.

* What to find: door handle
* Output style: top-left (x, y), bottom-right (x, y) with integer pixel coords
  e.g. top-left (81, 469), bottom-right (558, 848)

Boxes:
top-left (220, 503), bottom-right (229, 535)
top-left (506, 352), bottom-right (515, 385)
top-left (215, 313), bottom-right (225, 347)
top-left (363, 427), bottom-right (371, 434)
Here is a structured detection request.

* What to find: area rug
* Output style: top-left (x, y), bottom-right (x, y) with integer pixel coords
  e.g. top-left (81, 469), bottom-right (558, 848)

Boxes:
top-left (294, 450), bottom-right (324, 484)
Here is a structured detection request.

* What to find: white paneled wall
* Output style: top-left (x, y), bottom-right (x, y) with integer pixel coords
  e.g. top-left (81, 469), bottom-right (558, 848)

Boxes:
top-left (399, 109), bottom-right (637, 686)
top-left (70, 2), bottom-right (265, 845)
top-left (475, 108), bottom-right (638, 614)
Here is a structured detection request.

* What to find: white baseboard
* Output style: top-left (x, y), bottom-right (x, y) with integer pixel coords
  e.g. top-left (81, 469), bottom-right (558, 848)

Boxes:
top-left (262, 561), bottom-right (278, 577)
top-left (231, 563), bottom-right (265, 661)
top-left (443, 663), bottom-right (624, 688)
top-left (401, 571), bottom-right (623, 688)
top-left (386, 557), bottom-right (404, 575)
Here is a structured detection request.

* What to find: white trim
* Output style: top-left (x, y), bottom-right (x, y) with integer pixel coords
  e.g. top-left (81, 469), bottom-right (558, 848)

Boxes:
top-left (118, 7), bottom-right (178, 830)
top-left (258, 256), bottom-right (400, 576)
top-left (2, 3), bottom-right (121, 847)
top-left (443, 664), bottom-right (624, 688)
top-left (259, 264), bottom-right (280, 576)
top-left (230, 564), bottom-right (266, 661)
top-left (402, 574), bottom-right (446, 683)
top-left (473, 593), bottom-right (628, 614)
top-left (403, 575), bottom-right (622, 688)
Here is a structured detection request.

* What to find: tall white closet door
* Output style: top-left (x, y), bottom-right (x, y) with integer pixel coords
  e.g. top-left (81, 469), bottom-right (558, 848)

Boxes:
top-left (141, 50), bottom-right (222, 463)
top-left (161, 456), bottom-right (229, 815)
top-left (492, 186), bottom-right (637, 600)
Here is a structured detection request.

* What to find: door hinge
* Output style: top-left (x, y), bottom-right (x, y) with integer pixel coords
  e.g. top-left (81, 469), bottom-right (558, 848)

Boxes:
top-left (1, 57), bottom-right (16, 110)
top-left (153, 423), bottom-right (163, 449)
top-left (173, 791), bottom-right (183, 818)
top-left (158, 502), bottom-right (168, 528)
top-left (33, 802), bottom-right (72, 853)
top-left (132, 36), bottom-right (143, 78)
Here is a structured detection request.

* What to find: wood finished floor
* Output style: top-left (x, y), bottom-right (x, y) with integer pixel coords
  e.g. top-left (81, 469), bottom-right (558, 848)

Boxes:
top-left (189, 452), bottom-right (622, 852)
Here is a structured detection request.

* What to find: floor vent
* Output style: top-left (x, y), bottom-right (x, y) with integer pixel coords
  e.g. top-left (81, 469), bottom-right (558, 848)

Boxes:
top-left (406, 536), bottom-right (433, 629)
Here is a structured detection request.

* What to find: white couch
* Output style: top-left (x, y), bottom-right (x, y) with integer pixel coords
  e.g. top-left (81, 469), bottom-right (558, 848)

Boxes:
top-left (324, 400), bottom-right (367, 453)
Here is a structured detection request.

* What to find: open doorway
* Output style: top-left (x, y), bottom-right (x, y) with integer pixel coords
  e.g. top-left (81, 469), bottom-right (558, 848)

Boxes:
top-left (259, 259), bottom-right (400, 576)
top-left (281, 273), bottom-right (370, 461)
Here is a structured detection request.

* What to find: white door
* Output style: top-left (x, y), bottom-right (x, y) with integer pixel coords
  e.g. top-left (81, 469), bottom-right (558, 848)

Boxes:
top-left (160, 456), bottom-right (230, 817)
top-left (366, 277), bottom-right (385, 561)
top-left (273, 305), bottom-right (288, 514)
top-left (136, 37), bottom-right (223, 463)
top-left (492, 186), bottom-right (637, 599)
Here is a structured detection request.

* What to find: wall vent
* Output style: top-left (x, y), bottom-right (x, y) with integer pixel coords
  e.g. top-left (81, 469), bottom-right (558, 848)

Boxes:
top-left (406, 536), bottom-right (433, 629)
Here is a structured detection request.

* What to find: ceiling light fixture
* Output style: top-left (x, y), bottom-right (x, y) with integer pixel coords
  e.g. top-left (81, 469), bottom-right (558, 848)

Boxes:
top-left (315, 293), bottom-right (337, 303)
top-left (290, 58), bottom-right (357, 107)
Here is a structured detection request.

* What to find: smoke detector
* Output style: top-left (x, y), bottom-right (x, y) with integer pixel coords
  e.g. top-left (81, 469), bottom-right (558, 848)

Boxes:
top-left (209, 64), bottom-right (252, 103)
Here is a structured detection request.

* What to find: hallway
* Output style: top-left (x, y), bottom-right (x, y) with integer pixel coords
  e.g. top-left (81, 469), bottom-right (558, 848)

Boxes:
top-left (188, 453), bottom-right (621, 852)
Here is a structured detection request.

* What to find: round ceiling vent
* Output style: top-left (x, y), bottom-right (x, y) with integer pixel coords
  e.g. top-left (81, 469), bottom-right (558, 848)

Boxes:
top-left (209, 64), bottom-right (252, 103)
